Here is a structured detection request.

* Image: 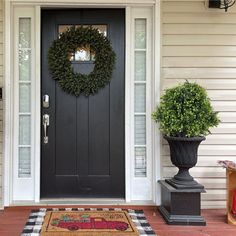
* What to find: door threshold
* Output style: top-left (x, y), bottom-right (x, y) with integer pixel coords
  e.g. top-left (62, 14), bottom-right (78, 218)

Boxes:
top-left (40, 198), bottom-right (126, 205)
top-left (10, 199), bottom-right (155, 206)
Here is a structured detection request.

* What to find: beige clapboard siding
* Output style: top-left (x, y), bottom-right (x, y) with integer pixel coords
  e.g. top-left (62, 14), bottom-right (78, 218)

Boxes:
top-left (207, 90), bottom-right (236, 101)
top-left (195, 178), bottom-right (226, 189)
top-left (163, 46), bottom-right (236, 57)
top-left (163, 1), bottom-right (236, 13)
top-left (201, 201), bottom-right (226, 209)
top-left (163, 13), bottom-right (236, 24)
top-left (163, 166), bottom-right (226, 178)
top-left (220, 112), bottom-right (236, 123)
top-left (162, 79), bottom-right (236, 90)
top-left (210, 123), bottom-right (236, 134)
top-left (163, 35), bottom-right (236, 46)
top-left (163, 134), bottom-right (236, 145)
top-left (163, 144), bottom-right (236, 156)
top-left (161, 89), bottom-right (236, 101)
top-left (162, 155), bottom-right (236, 167)
top-left (163, 57), bottom-right (236, 68)
top-left (162, 0), bottom-right (236, 208)
top-left (163, 24), bottom-right (236, 35)
top-left (163, 68), bottom-right (236, 79)
top-left (210, 101), bottom-right (236, 112)
top-left (202, 190), bottom-right (226, 201)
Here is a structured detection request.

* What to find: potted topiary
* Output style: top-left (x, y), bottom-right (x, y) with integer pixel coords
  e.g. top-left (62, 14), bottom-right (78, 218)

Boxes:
top-left (152, 81), bottom-right (220, 189)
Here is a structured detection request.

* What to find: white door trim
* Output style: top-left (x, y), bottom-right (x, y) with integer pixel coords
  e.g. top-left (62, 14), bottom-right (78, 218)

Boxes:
top-left (4, 0), bottom-right (161, 206)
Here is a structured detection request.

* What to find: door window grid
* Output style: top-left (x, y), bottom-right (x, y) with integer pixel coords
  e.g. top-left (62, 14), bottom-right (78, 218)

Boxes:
top-left (58, 25), bottom-right (107, 62)
top-left (18, 18), bottom-right (31, 177)
top-left (134, 19), bottom-right (147, 177)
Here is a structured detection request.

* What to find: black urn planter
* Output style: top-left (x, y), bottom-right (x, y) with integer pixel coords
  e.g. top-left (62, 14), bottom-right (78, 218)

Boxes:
top-left (164, 136), bottom-right (205, 189)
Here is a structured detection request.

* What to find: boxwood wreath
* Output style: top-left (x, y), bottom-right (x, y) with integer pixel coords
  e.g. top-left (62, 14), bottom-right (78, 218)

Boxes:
top-left (48, 26), bottom-right (116, 96)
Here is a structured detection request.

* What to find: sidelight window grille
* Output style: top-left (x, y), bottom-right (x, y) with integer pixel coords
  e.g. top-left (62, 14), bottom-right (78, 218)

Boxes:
top-left (134, 19), bottom-right (147, 177)
top-left (18, 18), bottom-right (32, 177)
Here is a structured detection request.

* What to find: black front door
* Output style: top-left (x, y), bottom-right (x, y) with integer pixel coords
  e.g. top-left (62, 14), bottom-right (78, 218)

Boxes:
top-left (41, 9), bottom-right (125, 198)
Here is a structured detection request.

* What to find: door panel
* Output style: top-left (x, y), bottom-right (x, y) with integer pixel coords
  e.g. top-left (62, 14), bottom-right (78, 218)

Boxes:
top-left (41, 9), bottom-right (125, 198)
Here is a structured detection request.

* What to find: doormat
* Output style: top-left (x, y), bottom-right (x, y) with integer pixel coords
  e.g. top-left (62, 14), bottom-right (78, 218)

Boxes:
top-left (21, 208), bottom-right (157, 236)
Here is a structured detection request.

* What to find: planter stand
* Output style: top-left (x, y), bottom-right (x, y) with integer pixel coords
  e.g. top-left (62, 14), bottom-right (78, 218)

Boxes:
top-left (226, 169), bottom-right (236, 225)
top-left (158, 180), bottom-right (206, 226)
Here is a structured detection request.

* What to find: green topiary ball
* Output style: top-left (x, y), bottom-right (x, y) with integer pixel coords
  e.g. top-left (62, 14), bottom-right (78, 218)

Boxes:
top-left (152, 81), bottom-right (220, 137)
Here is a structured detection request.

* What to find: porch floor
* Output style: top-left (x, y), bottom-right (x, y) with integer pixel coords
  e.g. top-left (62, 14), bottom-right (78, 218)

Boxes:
top-left (0, 206), bottom-right (236, 236)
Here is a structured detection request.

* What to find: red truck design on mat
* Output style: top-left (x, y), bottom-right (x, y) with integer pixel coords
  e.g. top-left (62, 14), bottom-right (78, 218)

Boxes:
top-left (51, 214), bottom-right (129, 231)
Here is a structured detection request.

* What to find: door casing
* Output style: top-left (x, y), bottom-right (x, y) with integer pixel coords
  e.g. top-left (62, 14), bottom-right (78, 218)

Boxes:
top-left (3, 0), bottom-right (161, 206)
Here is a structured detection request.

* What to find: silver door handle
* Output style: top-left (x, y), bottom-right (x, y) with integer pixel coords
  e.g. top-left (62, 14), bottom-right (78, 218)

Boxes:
top-left (43, 114), bottom-right (50, 144)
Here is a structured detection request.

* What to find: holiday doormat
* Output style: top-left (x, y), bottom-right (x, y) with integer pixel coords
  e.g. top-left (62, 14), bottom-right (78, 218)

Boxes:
top-left (21, 208), bottom-right (157, 236)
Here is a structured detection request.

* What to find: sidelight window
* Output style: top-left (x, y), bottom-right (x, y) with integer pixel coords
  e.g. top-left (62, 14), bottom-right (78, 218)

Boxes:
top-left (134, 19), bottom-right (147, 177)
top-left (18, 18), bottom-right (32, 178)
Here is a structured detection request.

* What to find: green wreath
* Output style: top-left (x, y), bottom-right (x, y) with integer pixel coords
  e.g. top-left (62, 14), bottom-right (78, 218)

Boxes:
top-left (48, 26), bottom-right (116, 96)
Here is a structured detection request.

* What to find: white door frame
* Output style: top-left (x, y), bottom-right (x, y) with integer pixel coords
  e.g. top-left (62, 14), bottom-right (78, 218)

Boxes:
top-left (3, 0), bottom-right (161, 206)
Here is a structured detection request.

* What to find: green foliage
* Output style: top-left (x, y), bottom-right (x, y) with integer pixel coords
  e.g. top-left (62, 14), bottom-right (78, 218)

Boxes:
top-left (152, 81), bottom-right (220, 137)
top-left (48, 26), bottom-right (116, 96)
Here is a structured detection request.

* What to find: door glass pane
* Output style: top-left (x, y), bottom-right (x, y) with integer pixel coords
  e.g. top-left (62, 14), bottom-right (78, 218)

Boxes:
top-left (18, 18), bottom-right (32, 178)
top-left (19, 83), bottom-right (31, 113)
top-left (135, 51), bottom-right (146, 81)
top-left (135, 19), bottom-right (146, 49)
top-left (134, 18), bottom-right (147, 178)
top-left (135, 147), bottom-right (147, 177)
top-left (135, 84), bottom-right (146, 113)
top-left (58, 24), bottom-right (107, 61)
top-left (19, 115), bottom-right (31, 145)
top-left (18, 147), bottom-right (31, 177)
top-left (91, 25), bottom-right (107, 37)
top-left (134, 115), bottom-right (146, 145)
top-left (58, 25), bottom-right (73, 35)
top-left (19, 18), bottom-right (31, 49)
top-left (83, 25), bottom-right (107, 36)
top-left (75, 45), bottom-right (91, 61)
top-left (19, 50), bottom-right (31, 81)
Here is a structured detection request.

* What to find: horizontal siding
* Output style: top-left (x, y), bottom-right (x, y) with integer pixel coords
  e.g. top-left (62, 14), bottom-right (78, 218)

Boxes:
top-left (162, 155), bottom-right (236, 167)
top-left (163, 68), bottom-right (236, 79)
top-left (163, 46), bottom-right (236, 56)
top-left (162, 79), bottom-right (236, 89)
top-left (163, 57), bottom-right (236, 68)
top-left (219, 112), bottom-right (236, 123)
top-left (163, 134), bottom-right (236, 145)
top-left (163, 13), bottom-right (236, 24)
top-left (162, 145), bottom-right (236, 156)
top-left (163, 166), bottom-right (226, 178)
top-left (163, 24), bottom-right (236, 35)
top-left (161, 0), bottom-right (236, 208)
top-left (163, 1), bottom-right (236, 13)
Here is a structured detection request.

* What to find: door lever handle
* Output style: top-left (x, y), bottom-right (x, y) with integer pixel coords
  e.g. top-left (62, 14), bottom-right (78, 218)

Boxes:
top-left (43, 114), bottom-right (49, 144)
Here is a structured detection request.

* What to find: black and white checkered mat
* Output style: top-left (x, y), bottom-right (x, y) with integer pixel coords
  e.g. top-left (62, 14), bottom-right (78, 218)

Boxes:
top-left (21, 208), bottom-right (157, 236)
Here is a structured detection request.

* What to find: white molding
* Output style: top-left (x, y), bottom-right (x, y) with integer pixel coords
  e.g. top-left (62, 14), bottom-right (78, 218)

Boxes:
top-left (4, 0), bottom-right (12, 207)
top-left (12, 7), bottom-right (35, 201)
top-left (125, 6), bottom-right (132, 203)
top-left (34, 6), bottom-right (41, 203)
top-left (153, 0), bottom-right (162, 205)
top-left (131, 7), bottom-right (154, 201)
top-left (10, 0), bottom-right (155, 6)
top-left (4, 0), bottom-right (161, 206)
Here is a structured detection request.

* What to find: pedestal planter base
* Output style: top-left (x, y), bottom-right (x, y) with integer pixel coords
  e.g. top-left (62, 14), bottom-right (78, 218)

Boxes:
top-left (159, 180), bottom-right (206, 226)
top-left (166, 178), bottom-right (205, 190)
